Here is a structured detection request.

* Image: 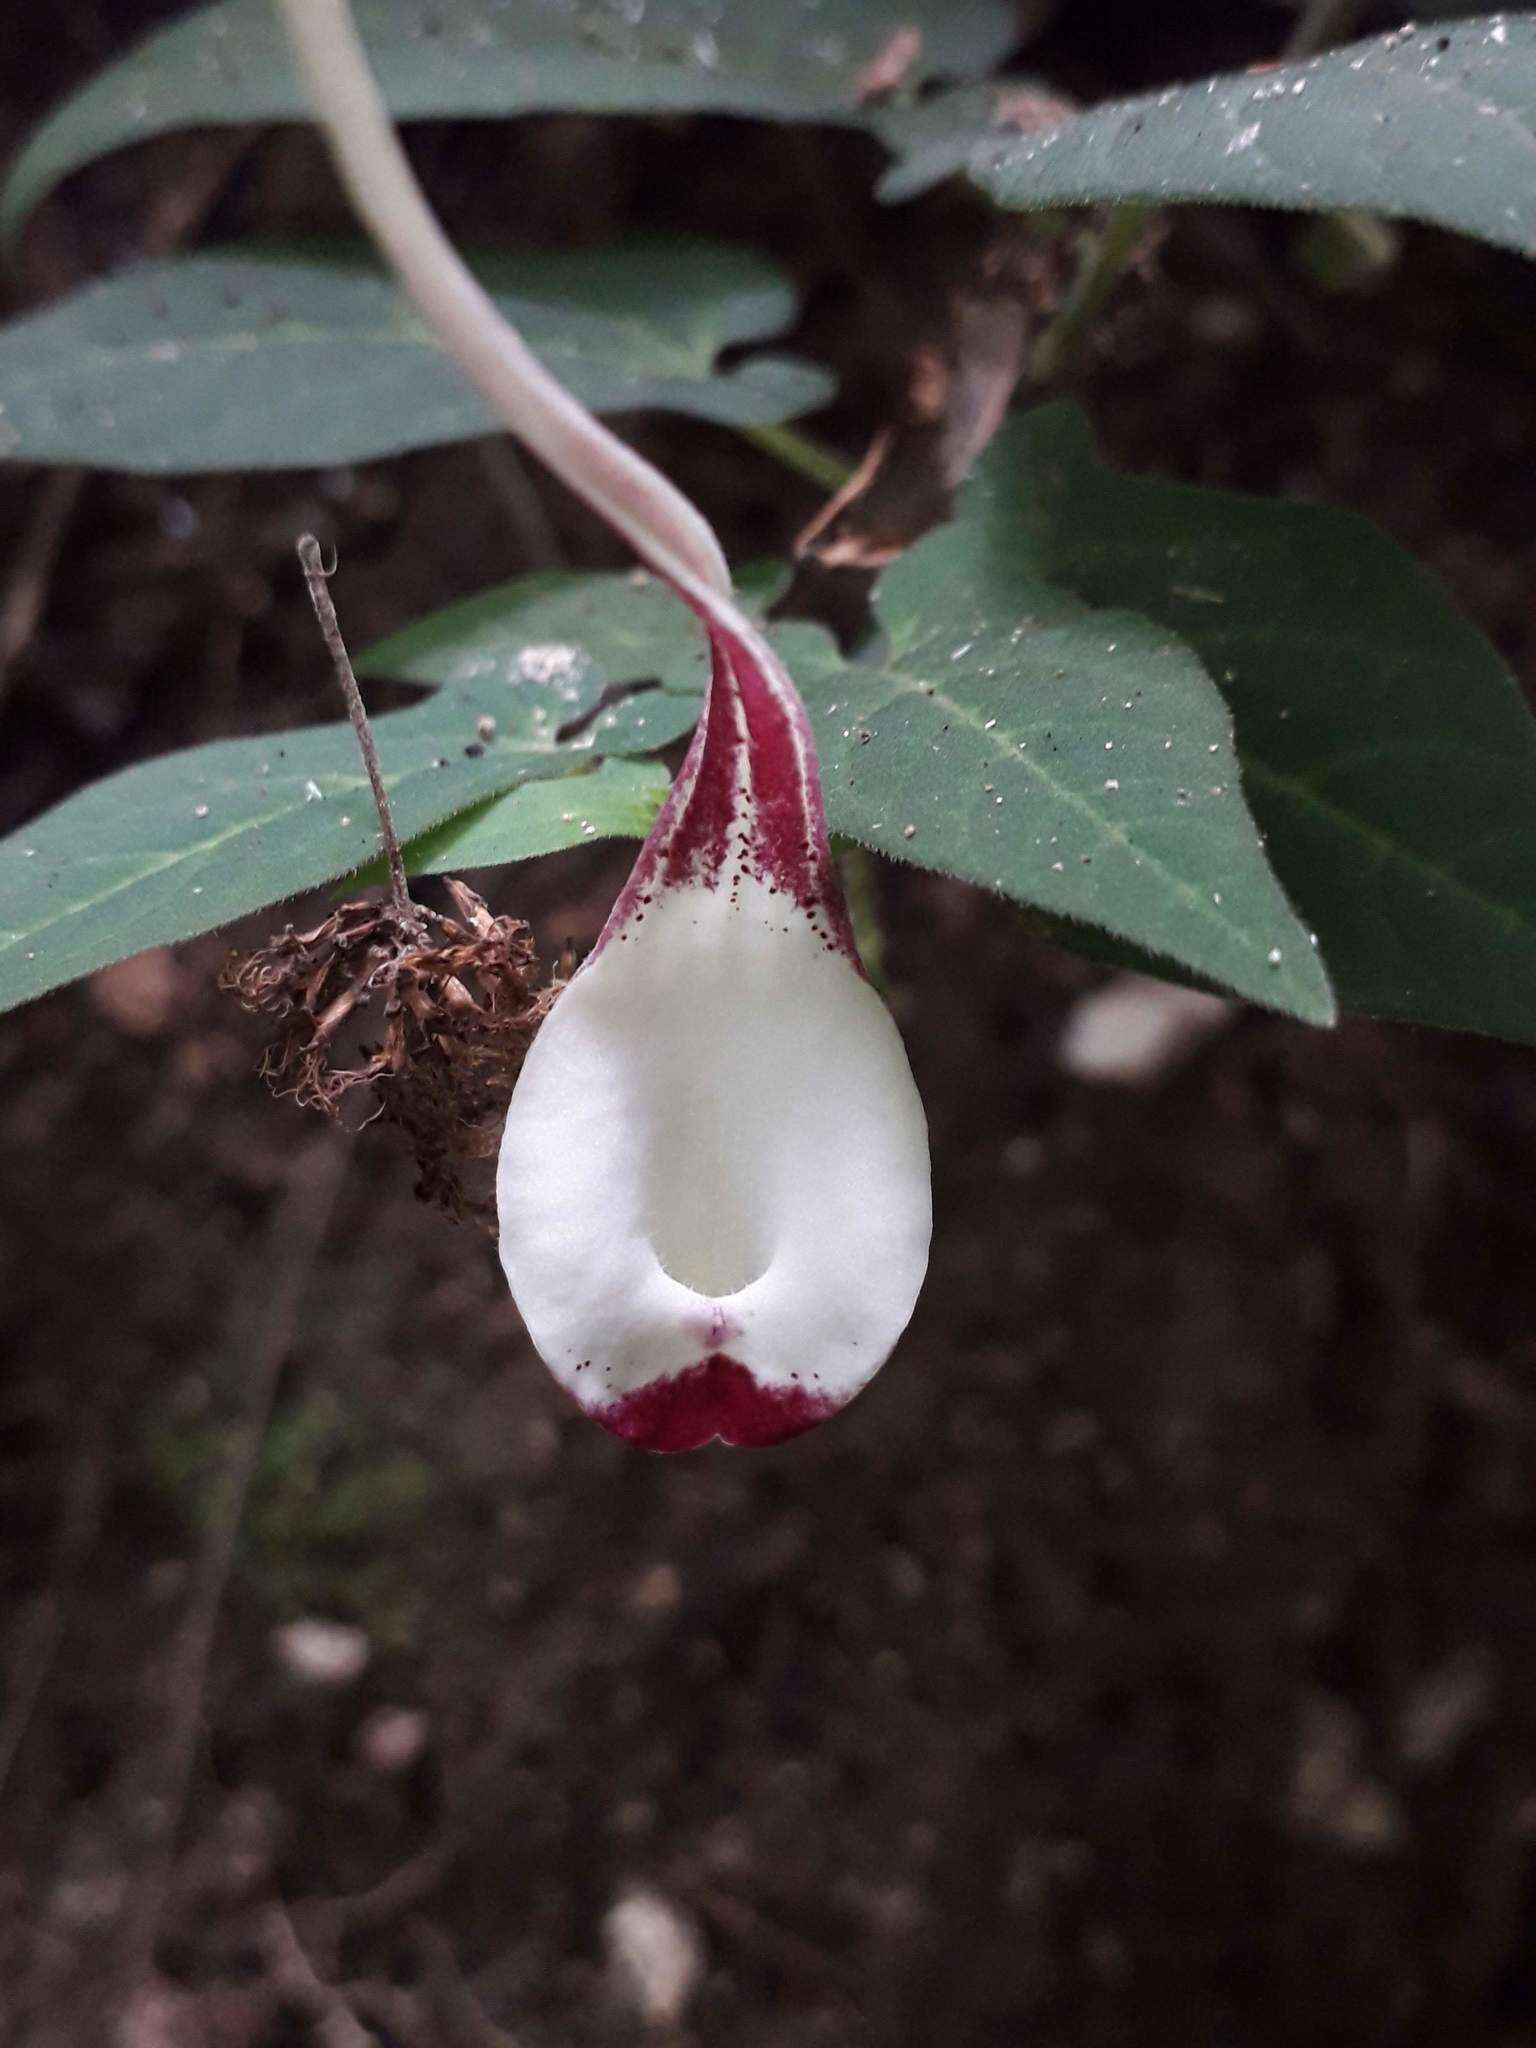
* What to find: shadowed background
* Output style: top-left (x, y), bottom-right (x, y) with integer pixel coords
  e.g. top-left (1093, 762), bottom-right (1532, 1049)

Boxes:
top-left (3, 3), bottom-right (1536, 2042)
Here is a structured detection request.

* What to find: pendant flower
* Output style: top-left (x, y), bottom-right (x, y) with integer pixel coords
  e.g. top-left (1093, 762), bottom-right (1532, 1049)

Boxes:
top-left (499, 590), bottom-right (931, 1449)
top-left (281, 0), bottom-right (932, 1449)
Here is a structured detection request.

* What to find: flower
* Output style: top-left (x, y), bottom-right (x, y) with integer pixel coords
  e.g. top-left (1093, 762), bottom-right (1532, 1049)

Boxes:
top-left (278, 0), bottom-right (932, 1449)
top-left (498, 593), bottom-right (931, 1450)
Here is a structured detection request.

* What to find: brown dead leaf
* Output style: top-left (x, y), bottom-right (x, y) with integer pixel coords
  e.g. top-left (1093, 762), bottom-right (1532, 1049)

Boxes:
top-left (795, 263), bottom-right (1061, 570)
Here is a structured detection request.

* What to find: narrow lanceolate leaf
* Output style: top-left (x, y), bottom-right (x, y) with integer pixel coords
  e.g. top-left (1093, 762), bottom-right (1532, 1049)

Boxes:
top-left (0, 569), bottom-right (705, 1013)
top-left (772, 425), bottom-right (1335, 1024)
top-left (2, 0), bottom-right (1017, 241)
top-left (990, 404), bottom-right (1536, 1046)
top-left (0, 241), bottom-right (832, 473)
top-left (881, 15), bottom-right (1536, 260)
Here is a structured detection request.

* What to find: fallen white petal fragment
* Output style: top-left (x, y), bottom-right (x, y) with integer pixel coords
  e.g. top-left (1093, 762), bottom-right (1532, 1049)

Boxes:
top-left (604, 1888), bottom-right (705, 2027)
top-left (270, 1617), bottom-right (371, 1688)
top-left (1057, 973), bottom-right (1235, 1088)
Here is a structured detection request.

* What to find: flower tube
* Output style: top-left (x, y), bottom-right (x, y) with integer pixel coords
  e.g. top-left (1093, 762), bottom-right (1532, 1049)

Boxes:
top-left (280, 0), bottom-right (932, 1448)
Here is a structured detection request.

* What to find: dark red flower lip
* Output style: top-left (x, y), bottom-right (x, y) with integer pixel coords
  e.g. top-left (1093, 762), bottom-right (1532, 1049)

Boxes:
top-left (593, 1353), bottom-right (838, 1453)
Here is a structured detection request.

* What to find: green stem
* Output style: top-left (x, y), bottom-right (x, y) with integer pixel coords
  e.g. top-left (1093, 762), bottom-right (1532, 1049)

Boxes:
top-left (832, 839), bottom-right (887, 991)
top-left (1029, 202), bottom-right (1148, 385)
top-left (276, 0), bottom-right (733, 602)
top-left (741, 421), bottom-right (855, 494)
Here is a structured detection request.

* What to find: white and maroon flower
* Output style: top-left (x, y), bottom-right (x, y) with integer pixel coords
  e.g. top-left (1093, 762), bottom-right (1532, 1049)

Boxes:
top-left (281, 0), bottom-right (933, 1449)
top-left (497, 590), bottom-right (930, 1449)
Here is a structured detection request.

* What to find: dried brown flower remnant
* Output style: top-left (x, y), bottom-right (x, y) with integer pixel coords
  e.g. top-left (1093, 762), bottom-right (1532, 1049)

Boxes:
top-left (220, 879), bottom-right (551, 1225)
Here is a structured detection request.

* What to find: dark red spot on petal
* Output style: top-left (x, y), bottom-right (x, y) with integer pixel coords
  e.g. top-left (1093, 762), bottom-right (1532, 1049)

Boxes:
top-left (596, 1354), bottom-right (836, 1453)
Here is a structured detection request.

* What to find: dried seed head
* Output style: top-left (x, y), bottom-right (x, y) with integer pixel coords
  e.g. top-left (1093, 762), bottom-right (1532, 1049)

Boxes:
top-left (220, 880), bottom-right (549, 1225)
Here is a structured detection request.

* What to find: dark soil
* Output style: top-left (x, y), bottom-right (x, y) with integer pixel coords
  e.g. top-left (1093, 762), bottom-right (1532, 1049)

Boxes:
top-left (4, 5), bottom-right (1536, 2045)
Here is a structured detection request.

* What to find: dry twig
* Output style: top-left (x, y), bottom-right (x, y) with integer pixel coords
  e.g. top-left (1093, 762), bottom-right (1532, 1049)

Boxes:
top-left (260, 1902), bottom-right (378, 2048)
top-left (296, 535), bottom-right (419, 928)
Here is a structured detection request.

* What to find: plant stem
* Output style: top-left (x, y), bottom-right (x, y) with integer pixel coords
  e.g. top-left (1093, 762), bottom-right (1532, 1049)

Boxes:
top-left (741, 422), bottom-right (855, 494)
top-left (276, 0), bottom-right (731, 605)
top-left (1029, 202), bottom-right (1148, 384)
top-left (832, 839), bottom-right (887, 991)
top-left (296, 534), bottom-right (416, 925)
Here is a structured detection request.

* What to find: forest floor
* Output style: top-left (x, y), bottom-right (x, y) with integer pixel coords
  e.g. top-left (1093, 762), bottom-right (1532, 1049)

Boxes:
top-left (4, 4), bottom-right (1536, 2044)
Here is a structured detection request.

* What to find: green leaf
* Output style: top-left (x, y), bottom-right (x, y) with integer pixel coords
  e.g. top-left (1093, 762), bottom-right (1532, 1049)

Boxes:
top-left (881, 16), bottom-right (1536, 260)
top-left (3, 0), bottom-right (1017, 241)
top-left (391, 757), bottom-right (670, 878)
top-left (0, 568), bottom-right (704, 1013)
top-left (357, 561), bottom-right (709, 699)
top-left (776, 520), bottom-right (1335, 1022)
top-left (987, 403), bottom-right (1536, 1045)
top-left (0, 240), bottom-right (832, 473)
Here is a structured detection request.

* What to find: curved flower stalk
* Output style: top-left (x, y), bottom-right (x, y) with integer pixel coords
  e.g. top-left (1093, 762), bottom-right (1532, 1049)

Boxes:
top-left (279, 1), bottom-right (932, 1449)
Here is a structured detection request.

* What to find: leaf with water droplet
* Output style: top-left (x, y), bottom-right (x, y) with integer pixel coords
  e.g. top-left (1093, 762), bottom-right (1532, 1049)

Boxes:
top-left (771, 414), bottom-right (1334, 1023)
top-left (963, 403), bottom-right (1536, 1045)
top-left (879, 16), bottom-right (1536, 260)
top-left (0, 569), bottom-right (704, 1014)
top-left (374, 758), bottom-right (672, 883)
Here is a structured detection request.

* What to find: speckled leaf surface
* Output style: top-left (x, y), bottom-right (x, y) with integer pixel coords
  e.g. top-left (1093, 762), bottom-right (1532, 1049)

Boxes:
top-left (881, 16), bottom-right (1536, 259)
top-left (975, 405), bottom-right (1536, 1043)
top-left (776, 429), bottom-right (1333, 1021)
top-left (390, 758), bottom-right (671, 878)
top-left (0, 570), bottom-right (704, 1012)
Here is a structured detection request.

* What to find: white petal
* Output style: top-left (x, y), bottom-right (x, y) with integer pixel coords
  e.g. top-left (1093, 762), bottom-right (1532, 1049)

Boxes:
top-left (497, 872), bottom-right (931, 1450)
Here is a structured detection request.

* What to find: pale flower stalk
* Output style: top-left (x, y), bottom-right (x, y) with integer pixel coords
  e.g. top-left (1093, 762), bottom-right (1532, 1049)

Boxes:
top-left (278, 0), bottom-right (932, 1448)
